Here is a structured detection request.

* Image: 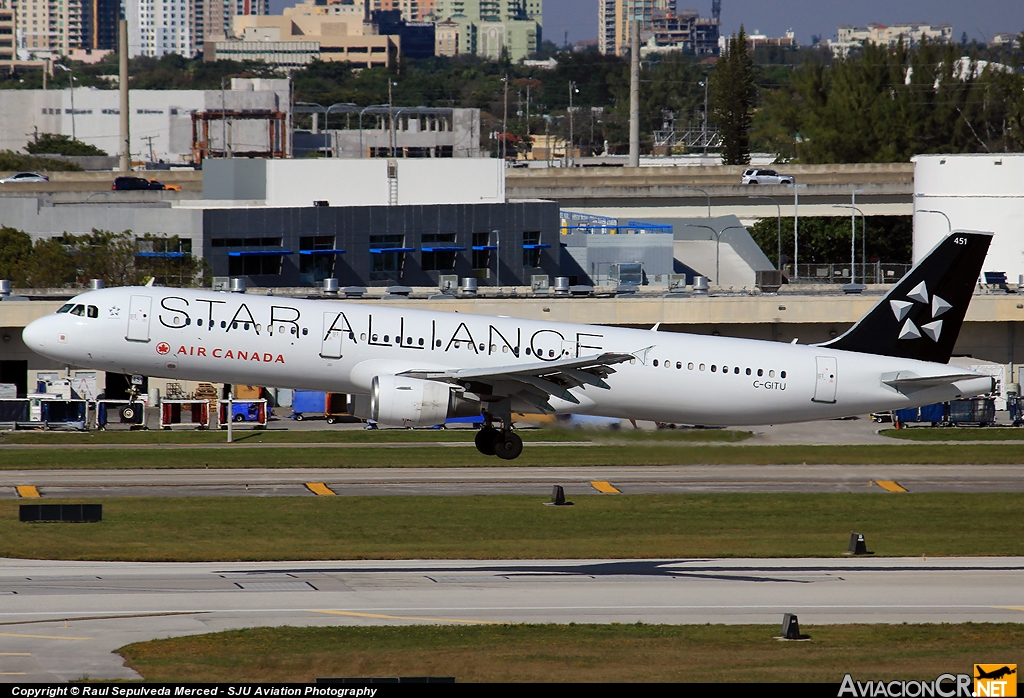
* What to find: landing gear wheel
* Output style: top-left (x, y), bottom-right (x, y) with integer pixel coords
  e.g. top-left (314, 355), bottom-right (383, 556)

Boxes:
top-left (475, 427), bottom-right (499, 456)
top-left (494, 431), bottom-right (524, 460)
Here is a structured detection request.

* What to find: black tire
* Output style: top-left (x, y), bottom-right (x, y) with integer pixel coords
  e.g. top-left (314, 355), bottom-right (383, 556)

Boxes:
top-left (326, 417), bottom-right (336, 424)
top-left (749, 180), bottom-right (758, 185)
top-left (120, 405), bottom-right (136, 421)
top-left (475, 427), bottom-right (499, 456)
top-left (233, 414), bottom-right (245, 422)
top-left (494, 431), bottom-right (524, 460)
top-left (295, 413), bottom-right (304, 421)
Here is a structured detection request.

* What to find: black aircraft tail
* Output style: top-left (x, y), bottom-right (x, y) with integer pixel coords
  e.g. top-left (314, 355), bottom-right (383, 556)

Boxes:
top-left (819, 231), bottom-right (992, 364)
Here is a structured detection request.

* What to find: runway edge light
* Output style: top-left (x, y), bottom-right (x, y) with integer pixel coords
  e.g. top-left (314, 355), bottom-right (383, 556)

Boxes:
top-left (778, 613), bottom-right (810, 641)
top-left (847, 532), bottom-right (872, 555)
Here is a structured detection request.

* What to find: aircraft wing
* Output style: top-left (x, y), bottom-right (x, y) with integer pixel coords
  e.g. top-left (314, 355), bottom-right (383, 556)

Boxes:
top-left (399, 352), bottom-right (634, 412)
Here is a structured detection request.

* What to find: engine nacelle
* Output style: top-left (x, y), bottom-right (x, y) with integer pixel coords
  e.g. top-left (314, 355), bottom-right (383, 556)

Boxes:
top-left (368, 374), bottom-right (480, 427)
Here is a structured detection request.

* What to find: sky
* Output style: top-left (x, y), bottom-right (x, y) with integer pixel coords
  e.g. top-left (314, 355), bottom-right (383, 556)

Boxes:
top-left (269, 0), bottom-right (1024, 48)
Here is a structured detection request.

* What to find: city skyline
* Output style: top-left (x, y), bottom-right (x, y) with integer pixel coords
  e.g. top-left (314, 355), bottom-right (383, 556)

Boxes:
top-left (271, 0), bottom-right (1024, 50)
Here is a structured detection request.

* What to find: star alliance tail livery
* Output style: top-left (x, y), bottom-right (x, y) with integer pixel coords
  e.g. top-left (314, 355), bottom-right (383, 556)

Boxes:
top-left (23, 231), bottom-right (994, 459)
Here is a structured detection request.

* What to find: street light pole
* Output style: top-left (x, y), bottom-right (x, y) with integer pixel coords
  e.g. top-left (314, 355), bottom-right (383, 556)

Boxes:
top-left (851, 189), bottom-right (863, 284)
top-left (748, 195), bottom-right (782, 270)
top-left (55, 64), bottom-right (75, 139)
top-left (679, 185), bottom-right (711, 218)
top-left (790, 183), bottom-right (807, 280)
top-left (918, 209), bottom-right (952, 232)
top-left (833, 204), bottom-right (866, 283)
top-left (501, 74), bottom-right (508, 160)
top-left (685, 224), bottom-right (748, 286)
top-left (568, 81), bottom-right (578, 167)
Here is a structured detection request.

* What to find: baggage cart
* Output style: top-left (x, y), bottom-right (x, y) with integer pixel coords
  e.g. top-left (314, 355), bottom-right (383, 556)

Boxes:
top-left (0, 399), bottom-right (30, 427)
top-left (947, 397), bottom-right (996, 426)
top-left (1009, 395), bottom-right (1024, 426)
top-left (39, 399), bottom-right (88, 430)
top-left (160, 400), bottom-right (210, 429)
top-left (325, 393), bottom-right (352, 424)
top-left (291, 390), bottom-right (326, 421)
top-left (893, 403), bottom-right (947, 428)
top-left (218, 399), bottom-right (269, 429)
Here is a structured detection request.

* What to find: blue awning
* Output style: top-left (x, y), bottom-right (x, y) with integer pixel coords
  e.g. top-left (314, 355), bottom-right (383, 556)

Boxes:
top-left (370, 247), bottom-right (415, 254)
top-left (471, 245), bottom-right (498, 251)
top-left (299, 249), bottom-right (346, 255)
top-left (134, 252), bottom-right (186, 258)
top-left (227, 250), bottom-right (293, 257)
top-left (522, 244), bottom-right (552, 250)
top-left (421, 246), bottom-right (466, 252)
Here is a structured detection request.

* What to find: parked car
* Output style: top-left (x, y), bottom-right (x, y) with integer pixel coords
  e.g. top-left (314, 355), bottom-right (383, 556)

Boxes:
top-left (741, 168), bottom-right (794, 185)
top-left (0, 172), bottom-right (49, 183)
top-left (111, 176), bottom-right (181, 191)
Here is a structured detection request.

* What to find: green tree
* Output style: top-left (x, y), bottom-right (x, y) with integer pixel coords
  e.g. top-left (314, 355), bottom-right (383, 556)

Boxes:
top-left (748, 215), bottom-right (912, 267)
top-left (25, 238), bottom-right (75, 288)
top-left (711, 26), bottom-right (756, 165)
top-left (26, 133), bottom-right (107, 156)
top-left (0, 151), bottom-right (82, 172)
top-left (0, 227), bottom-right (33, 286)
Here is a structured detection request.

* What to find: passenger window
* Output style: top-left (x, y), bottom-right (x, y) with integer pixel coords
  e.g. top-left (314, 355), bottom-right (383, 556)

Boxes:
top-left (384, 335), bottom-right (390, 343)
top-left (525, 348), bottom-right (531, 355)
top-left (221, 321), bottom-right (227, 328)
top-left (757, 369), bottom-right (763, 377)
top-left (653, 360), bottom-right (659, 367)
top-left (699, 364), bottom-right (705, 371)
top-left (746, 368), bottom-right (751, 375)
top-left (711, 365), bottom-right (716, 372)
top-left (197, 319), bottom-right (204, 327)
top-left (734, 367), bottom-right (739, 374)
top-left (722, 366), bottom-right (728, 373)
top-left (676, 362), bottom-right (681, 369)
top-left (769, 370), bottom-right (776, 377)
top-left (437, 340), bottom-right (443, 348)
top-left (70, 304), bottom-right (85, 316)
top-left (302, 328), bottom-right (308, 336)
top-left (688, 362), bottom-right (694, 370)
top-left (232, 322), bottom-right (238, 329)
top-left (781, 371), bottom-right (787, 379)
top-left (57, 304), bottom-right (73, 313)
top-left (418, 338), bottom-right (424, 346)
top-left (362, 333), bottom-right (368, 341)
top-left (87, 305), bottom-right (98, 318)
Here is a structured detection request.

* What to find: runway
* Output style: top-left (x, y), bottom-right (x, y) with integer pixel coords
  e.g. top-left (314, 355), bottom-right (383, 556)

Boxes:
top-left (1, 556), bottom-right (1023, 681)
top-left (3, 464), bottom-right (1024, 498)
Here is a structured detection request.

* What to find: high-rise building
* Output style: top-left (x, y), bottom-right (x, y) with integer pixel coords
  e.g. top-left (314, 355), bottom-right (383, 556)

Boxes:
top-left (599, 0), bottom-right (669, 56)
top-left (371, 0), bottom-right (434, 23)
top-left (431, 0), bottom-right (540, 60)
top-left (85, 0), bottom-right (120, 50)
top-left (0, 2), bottom-right (15, 64)
top-left (11, 0), bottom-right (88, 58)
top-left (126, 0), bottom-right (195, 57)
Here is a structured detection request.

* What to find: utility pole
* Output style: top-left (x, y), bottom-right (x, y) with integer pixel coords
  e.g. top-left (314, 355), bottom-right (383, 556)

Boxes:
top-left (700, 78), bottom-right (709, 154)
top-left (628, 19), bottom-right (640, 168)
top-left (388, 79), bottom-right (396, 156)
top-left (525, 83), bottom-right (530, 144)
top-left (501, 74), bottom-right (508, 160)
top-left (118, 19), bottom-right (130, 173)
top-left (142, 135), bottom-right (156, 164)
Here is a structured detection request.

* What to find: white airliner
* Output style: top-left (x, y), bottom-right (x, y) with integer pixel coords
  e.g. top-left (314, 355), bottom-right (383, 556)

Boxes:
top-left (23, 231), bottom-right (994, 459)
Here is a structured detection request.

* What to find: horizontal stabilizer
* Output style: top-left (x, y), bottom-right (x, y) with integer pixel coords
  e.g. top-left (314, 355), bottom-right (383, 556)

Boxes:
top-left (882, 371), bottom-right (990, 390)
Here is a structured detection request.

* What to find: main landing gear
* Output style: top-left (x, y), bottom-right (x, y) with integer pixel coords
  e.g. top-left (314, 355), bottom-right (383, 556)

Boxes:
top-left (475, 422), bottom-right (523, 460)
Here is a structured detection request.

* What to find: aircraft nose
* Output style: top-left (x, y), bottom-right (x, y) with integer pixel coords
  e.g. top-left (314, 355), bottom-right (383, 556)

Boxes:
top-left (22, 316), bottom-right (53, 354)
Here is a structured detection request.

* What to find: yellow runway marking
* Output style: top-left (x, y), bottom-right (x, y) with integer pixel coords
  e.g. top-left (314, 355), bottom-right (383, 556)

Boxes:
top-left (996, 606), bottom-right (1024, 612)
top-left (311, 610), bottom-right (495, 625)
top-left (15, 486), bottom-right (40, 498)
top-left (590, 480), bottom-right (621, 493)
top-left (0, 633), bottom-right (92, 641)
top-left (306, 482), bottom-right (336, 496)
top-left (873, 480), bottom-right (907, 493)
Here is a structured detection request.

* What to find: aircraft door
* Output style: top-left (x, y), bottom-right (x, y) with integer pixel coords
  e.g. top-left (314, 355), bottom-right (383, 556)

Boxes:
top-left (126, 295), bottom-right (152, 342)
top-left (812, 356), bottom-right (838, 404)
top-left (320, 312), bottom-right (345, 359)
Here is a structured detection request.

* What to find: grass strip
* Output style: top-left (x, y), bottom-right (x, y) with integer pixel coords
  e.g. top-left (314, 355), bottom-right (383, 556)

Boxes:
top-left (3, 493), bottom-right (1022, 561)
top-left (0, 428), bottom-right (750, 446)
top-left (882, 428), bottom-right (1024, 441)
top-left (1, 443), bottom-right (1023, 469)
top-left (118, 623), bottom-right (1024, 683)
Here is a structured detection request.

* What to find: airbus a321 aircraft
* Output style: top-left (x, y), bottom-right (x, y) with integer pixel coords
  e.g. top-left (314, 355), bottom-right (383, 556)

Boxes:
top-left (23, 231), bottom-right (994, 460)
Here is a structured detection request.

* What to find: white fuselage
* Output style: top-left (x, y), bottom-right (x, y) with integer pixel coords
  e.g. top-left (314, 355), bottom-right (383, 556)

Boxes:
top-left (22, 287), bottom-right (992, 425)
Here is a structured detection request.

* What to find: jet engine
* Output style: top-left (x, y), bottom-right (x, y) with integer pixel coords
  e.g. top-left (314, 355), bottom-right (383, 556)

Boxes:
top-left (368, 374), bottom-right (480, 427)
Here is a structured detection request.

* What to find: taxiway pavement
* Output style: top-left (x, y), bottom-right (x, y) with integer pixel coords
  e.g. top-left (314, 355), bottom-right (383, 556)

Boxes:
top-left (2, 556), bottom-right (1023, 682)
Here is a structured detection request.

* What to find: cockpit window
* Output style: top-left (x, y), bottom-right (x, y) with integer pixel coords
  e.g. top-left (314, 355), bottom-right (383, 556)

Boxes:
top-left (70, 304), bottom-right (85, 316)
top-left (57, 304), bottom-right (73, 313)
top-left (87, 305), bottom-right (98, 318)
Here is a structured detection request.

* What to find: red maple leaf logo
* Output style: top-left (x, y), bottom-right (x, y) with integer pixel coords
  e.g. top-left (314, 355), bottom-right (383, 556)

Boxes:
top-left (156, 342), bottom-right (170, 355)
